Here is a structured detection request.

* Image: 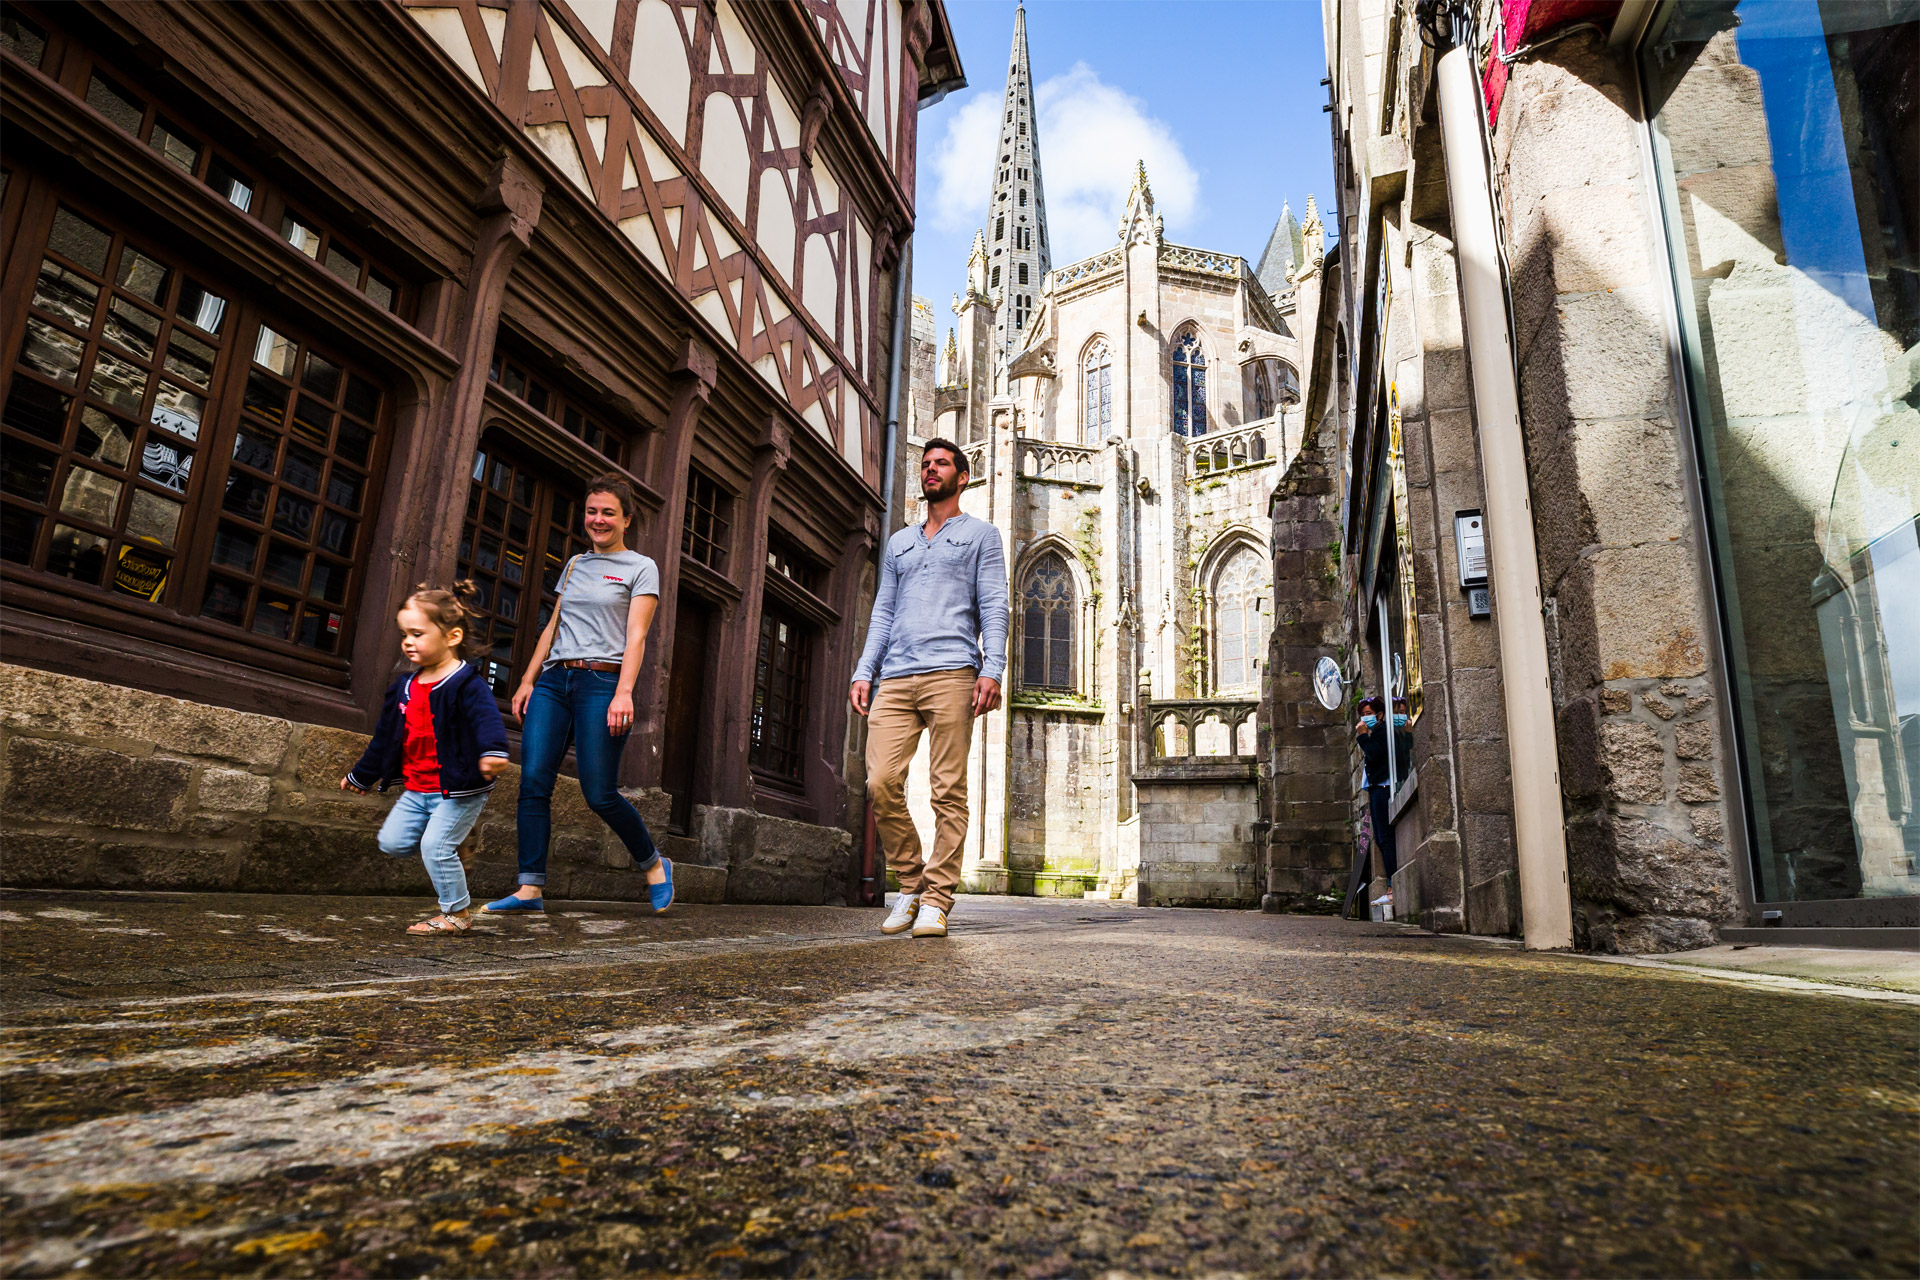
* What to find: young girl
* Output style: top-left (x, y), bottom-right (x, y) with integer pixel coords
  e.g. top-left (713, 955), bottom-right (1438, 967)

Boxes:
top-left (341, 582), bottom-right (511, 935)
top-left (485, 473), bottom-right (671, 914)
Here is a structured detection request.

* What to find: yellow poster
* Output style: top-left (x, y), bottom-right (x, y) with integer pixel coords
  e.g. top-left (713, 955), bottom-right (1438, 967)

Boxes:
top-left (113, 542), bottom-right (170, 602)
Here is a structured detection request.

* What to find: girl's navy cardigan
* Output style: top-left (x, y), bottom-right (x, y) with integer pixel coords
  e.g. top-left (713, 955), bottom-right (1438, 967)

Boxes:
top-left (346, 662), bottom-right (510, 797)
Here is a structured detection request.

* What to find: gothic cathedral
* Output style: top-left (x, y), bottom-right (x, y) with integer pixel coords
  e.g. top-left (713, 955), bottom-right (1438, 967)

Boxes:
top-left (903, 5), bottom-right (1325, 902)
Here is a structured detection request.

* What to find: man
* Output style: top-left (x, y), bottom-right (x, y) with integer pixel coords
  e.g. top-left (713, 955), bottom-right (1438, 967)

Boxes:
top-left (850, 439), bottom-right (1008, 938)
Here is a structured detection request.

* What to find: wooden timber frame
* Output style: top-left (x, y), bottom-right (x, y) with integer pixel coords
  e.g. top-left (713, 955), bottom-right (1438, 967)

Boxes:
top-left (0, 0), bottom-right (964, 838)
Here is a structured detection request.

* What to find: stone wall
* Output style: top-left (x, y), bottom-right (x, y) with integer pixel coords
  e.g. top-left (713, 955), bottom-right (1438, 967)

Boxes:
top-left (1259, 430), bottom-right (1355, 913)
top-left (0, 664), bottom-right (851, 906)
top-left (1493, 33), bottom-right (1741, 951)
top-left (1135, 770), bottom-right (1262, 908)
top-left (1005, 709), bottom-right (1104, 895)
top-left (1386, 202), bottom-right (1520, 936)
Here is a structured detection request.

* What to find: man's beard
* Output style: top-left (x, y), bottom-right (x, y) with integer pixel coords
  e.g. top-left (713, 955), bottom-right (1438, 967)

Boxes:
top-left (922, 473), bottom-right (961, 501)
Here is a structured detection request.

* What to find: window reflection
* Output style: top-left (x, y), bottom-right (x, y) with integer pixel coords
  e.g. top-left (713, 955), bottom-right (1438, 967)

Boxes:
top-left (1645, 0), bottom-right (1919, 902)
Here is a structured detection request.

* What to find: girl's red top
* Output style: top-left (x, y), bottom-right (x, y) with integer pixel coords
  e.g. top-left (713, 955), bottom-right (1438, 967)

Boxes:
top-left (401, 674), bottom-right (442, 793)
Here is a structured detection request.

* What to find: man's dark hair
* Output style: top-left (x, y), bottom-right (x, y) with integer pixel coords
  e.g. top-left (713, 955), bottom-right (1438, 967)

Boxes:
top-left (921, 437), bottom-right (969, 477)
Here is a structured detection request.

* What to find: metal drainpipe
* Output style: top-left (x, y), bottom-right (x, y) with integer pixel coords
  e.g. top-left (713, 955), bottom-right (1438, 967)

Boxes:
top-left (857, 237), bottom-right (914, 909)
top-left (1423, 0), bottom-right (1573, 949)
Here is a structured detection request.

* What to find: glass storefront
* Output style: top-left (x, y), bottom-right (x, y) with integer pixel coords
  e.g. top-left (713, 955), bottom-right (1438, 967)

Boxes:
top-left (1644, 0), bottom-right (1919, 906)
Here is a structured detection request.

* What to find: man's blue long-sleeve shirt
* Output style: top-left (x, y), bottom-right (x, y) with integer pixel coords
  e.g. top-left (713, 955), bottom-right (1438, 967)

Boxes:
top-left (852, 512), bottom-right (1009, 685)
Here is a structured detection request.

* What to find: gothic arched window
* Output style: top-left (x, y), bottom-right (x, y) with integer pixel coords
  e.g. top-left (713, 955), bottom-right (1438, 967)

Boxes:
top-left (1213, 547), bottom-right (1265, 693)
top-left (1021, 553), bottom-right (1075, 691)
top-left (1018, 263), bottom-right (1029, 284)
top-left (1083, 342), bottom-right (1112, 443)
top-left (1171, 327), bottom-right (1208, 436)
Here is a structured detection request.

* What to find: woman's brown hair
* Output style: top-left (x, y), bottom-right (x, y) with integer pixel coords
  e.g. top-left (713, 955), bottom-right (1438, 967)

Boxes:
top-left (584, 472), bottom-right (637, 520)
top-left (404, 580), bottom-right (484, 661)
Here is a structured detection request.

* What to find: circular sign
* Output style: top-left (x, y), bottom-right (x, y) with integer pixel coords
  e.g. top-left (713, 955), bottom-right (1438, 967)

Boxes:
top-left (1312, 656), bottom-right (1345, 711)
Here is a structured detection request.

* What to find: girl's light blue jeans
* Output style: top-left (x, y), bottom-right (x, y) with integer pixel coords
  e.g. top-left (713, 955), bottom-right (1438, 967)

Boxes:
top-left (378, 789), bottom-right (488, 913)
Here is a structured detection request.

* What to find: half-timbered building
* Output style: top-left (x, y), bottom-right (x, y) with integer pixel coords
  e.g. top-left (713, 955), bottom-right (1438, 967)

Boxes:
top-left (0, 0), bottom-right (962, 903)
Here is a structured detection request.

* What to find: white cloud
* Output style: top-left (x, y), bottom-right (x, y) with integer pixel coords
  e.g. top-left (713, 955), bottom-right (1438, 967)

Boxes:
top-left (927, 90), bottom-right (1001, 236)
top-left (1036, 64), bottom-right (1198, 262)
top-left (925, 62), bottom-right (1199, 267)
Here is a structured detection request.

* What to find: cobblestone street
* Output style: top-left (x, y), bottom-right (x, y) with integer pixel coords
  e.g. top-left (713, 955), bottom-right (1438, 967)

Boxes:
top-left (0, 892), bottom-right (1913, 1278)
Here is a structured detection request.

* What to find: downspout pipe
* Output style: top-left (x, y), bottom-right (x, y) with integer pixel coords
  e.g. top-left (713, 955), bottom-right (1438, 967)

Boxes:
top-left (1420, 0), bottom-right (1574, 949)
top-left (880, 239), bottom-right (912, 552)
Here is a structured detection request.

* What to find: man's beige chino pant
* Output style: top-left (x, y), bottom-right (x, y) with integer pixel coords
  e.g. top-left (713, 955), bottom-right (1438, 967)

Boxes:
top-left (864, 668), bottom-right (975, 912)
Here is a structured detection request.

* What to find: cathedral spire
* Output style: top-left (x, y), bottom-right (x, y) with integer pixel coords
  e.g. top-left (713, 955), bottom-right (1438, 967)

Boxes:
top-left (983, 3), bottom-right (1049, 357)
top-left (1254, 200), bottom-right (1303, 296)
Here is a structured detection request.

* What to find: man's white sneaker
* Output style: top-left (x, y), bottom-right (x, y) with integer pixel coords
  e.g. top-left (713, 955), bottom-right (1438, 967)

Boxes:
top-left (881, 893), bottom-right (920, 935)
top-left (910, 902), bottom-right (949, 938)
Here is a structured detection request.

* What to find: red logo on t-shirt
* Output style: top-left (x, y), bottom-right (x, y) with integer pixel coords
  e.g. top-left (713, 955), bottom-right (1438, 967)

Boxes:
top-left (603, 575), bottom-right (625, 583)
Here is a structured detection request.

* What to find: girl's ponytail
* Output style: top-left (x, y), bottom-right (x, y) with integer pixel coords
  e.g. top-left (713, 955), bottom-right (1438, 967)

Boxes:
top-left (406, 581), bottom-right (485, 661)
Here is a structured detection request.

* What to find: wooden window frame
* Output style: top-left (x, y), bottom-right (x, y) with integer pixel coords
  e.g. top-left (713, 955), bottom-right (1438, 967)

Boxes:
top-left (8, 7), bottom-right (416, 323)
top-left (682, 469), bottom-right (731, 573)
top-left (487, 341), bottom-right (631, 469)
top-left (750, 597), bottom-right (814, 787)
top-left (457, 432), bottom-right (590, 703)
top-left (0, 179), bottom-right (395, 677)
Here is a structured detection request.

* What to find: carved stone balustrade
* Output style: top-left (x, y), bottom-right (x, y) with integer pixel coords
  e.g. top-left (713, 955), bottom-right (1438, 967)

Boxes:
top-left (1049, 247), bottom-right (1123, 295)
top-left (1158, 242), bottom-right (1241, 279)
top-left (1145, 699), bottom-right (1261, 763)
top-left (1017, 438), bottom-right (1101, 487)
top-left (1187, 416), bottom-right (1281, 476)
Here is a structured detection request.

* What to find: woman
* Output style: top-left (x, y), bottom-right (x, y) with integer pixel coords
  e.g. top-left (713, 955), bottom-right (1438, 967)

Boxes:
top-left (483, 473), bottom-right (672, 914)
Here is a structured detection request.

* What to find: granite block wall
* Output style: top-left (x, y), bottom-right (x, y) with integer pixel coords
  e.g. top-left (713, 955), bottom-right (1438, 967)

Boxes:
top-left (0, 664), bottom-right (858, 907)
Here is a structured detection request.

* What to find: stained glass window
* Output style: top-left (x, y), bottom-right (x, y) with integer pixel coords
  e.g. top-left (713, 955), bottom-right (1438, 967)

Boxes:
top-left (1213, 547), bottom-right (1266, 693)
top-left (1021, 553), bottom-right (1075, 691)
top-left (1083, 343), bottom-right (1112, 443)
top-left (1171, 327), bottom-right (1207, 436)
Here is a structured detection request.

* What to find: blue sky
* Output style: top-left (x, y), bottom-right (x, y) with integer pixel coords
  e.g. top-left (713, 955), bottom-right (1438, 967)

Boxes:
top-left (909, 0), bottom-right (1337, 351)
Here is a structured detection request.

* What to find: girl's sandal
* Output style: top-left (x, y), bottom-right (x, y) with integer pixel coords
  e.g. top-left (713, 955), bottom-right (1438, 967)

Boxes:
top-left (407, 913), bottom-right (473, 935)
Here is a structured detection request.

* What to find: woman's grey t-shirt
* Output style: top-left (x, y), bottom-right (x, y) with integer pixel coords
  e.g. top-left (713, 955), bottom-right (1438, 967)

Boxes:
top-left (544, 550), bottom-right (659, 667)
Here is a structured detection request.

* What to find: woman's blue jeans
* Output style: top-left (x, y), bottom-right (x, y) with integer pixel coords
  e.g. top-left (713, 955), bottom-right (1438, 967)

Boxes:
top-left (516, 666), bottom-right (660, 886)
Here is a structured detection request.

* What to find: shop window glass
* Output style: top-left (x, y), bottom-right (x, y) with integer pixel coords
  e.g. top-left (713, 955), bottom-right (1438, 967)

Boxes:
top-left (85, 72), bottom-right (145, 136)
top-left (1644, 2), bottom-right (1920, 903)
top-left (457, 438), bottom-right (588, 699)
top-left (1, 11), bottom-right (48, 66)
top-left (489, 342), bottom-right (626, 463)
top-left (198, 324), bottom-right (385, 653)
top-left (206, 156), bottom-right (254, 213)
top-left (148, 120), bottom-right (200, 174)
top-left (766, 532), bottom-right (823, 594)
top-left (750, 602), bottom-right (813, 784)
top-left (1, 203), bottom-right (232, 603)
top-left (682, 470), bottom-right (731, 572)
top-left (276, 204), bottom-right (405, 314)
